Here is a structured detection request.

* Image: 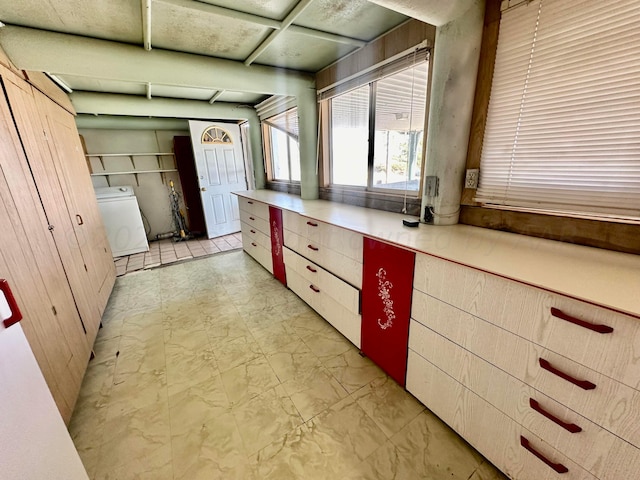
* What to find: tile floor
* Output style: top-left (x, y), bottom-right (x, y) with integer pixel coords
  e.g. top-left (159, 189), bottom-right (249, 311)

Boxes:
top-left (70, 250), bottom-right (507, 480)
top-left (114, 233), bottom-right (243, 276)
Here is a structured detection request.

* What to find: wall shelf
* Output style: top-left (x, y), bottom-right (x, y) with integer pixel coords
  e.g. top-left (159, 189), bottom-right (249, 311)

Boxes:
top-left (86, 153), bottom-right (178, 186)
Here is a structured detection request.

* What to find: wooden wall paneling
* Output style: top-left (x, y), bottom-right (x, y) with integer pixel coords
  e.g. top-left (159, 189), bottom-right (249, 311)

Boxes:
top-left (35, 90), bottom-right (115, 325)
top-left (0, 94), bottom-right (81, 422)
top-left (22, 70), bottom-right (76, 115)
top-left (1, 72), bottom-right (103, 346)
top-left (461, 0), bottom-right (502, 206)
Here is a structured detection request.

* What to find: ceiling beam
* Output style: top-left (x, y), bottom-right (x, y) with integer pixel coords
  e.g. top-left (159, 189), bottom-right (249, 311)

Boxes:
top-left (0, 26), bottom-right (314, 96)
top-left (70, 92), bottom-right (258, 120)
top-left (287, 25), bottom-right (365, 47)
top-left (366, 0), bottom-right (479, 26)
top-left (155, 0), bottom-right (281, 29)
top-left (208, 90), bottom-right (225, 104)
top-left (76, 114), bottom-right (190, 130)
top-left (142, 0), bottom-right (152, 50)
top-left (244, 0), bottom-right (315, 66)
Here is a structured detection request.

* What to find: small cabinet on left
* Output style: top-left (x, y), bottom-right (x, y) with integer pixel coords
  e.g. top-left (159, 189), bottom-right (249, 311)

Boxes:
top-left (0, 64), bottom-right (115, 423)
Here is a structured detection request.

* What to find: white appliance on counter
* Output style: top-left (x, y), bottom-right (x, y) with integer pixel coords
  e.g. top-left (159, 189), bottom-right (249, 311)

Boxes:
top-left (94, 186), bottom-right (149, 257)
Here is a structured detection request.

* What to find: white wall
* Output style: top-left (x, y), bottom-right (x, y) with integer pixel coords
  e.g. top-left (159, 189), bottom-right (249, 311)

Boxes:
top-left (80, 128), bottom-right (191, 239)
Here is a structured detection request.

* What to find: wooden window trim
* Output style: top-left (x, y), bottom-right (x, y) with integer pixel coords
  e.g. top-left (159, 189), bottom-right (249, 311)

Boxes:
top-left (460, 0), bottom-right (639, 255)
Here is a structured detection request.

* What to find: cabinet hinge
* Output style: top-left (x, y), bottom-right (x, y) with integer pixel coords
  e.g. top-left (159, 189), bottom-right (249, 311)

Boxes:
top-left (43, 130), bottom-right (48, 141)
top-left (51, 305), bottom-right (57, 316)
top-left (47, 224), bottom-right (55, 231)
top-left (84, 264), bottom-right (88, 272)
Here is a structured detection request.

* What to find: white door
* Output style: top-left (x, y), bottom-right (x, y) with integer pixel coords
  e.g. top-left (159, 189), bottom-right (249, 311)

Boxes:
top-left (188, 121), bottom-right (247, 238)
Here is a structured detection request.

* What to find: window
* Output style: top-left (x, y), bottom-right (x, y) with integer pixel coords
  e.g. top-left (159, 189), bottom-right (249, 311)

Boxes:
top-left (264, 108), bottom-right (300, 182)
top-left (476, 0), bottom-right (640, 223)
top-left (327, 57), bottom-right (429, 194)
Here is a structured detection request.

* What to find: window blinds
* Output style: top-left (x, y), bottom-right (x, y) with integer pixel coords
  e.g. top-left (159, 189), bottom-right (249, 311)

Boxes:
top-left (264, 107), bottom-right (299, 140)
top-left (476, 0), bottom-right (640, 222)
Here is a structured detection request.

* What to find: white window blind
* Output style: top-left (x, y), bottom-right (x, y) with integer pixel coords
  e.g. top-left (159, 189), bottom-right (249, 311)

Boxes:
top-left (476, 0), bottom-right (640, 222)
top-left (264, 107), bottom-right (299, 140)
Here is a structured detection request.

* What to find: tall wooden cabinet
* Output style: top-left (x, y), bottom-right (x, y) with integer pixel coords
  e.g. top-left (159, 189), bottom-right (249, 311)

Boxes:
top-left (0, 64), bottom-right (115, 423)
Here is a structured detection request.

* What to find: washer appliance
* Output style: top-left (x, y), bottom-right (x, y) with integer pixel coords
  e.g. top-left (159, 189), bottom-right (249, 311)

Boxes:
top-left (95, 186), bottom-right (149, 257)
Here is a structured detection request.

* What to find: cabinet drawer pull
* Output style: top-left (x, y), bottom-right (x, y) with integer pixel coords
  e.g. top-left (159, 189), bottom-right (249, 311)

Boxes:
top-left (550, 307), bottom-right (613, 334)
top-left (247, 201), bottom-right (254, 204)
top-left (249, 216), bottom-right (255, 221)
top-left (520, 436), bottom-right (568, 474)
top-left (529, 398), bottom-right (582, 433)
top-left (250, 229), bottom-right (256, 234)
top-left (251, 242), bottom-right (257, 247)
top-left (76, 214), bottom-right (84, 225)
top-left (539, 358), bottom-right (596, 390)
top-left (306, 221), bottom-right (318, 227)
top-left (307, 244), bottom-right (319, 251)
top-left (309, 285), bottom-right (320, 293)
top-left (306, 265), bottom-right (317, 273)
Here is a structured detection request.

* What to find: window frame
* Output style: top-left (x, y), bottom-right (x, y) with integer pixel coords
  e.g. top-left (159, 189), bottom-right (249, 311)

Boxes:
top-left (322, 52), bottom-right (431, 198)
top-left (263, 108), bottom-right (301, 184)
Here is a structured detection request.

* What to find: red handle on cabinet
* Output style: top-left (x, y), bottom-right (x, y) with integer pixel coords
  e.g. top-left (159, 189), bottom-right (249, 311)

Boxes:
top-left (309, 285), bottom-right (320, 293)
top-left (307, 244), bottom-right (319, 251)
top-left (550, 307), bottom-right (613, 334)
top-left (520, 436), bottom-right (568, 474)
top-left (539, 358), bottom-right (596, 390)
top-left (0, 279), bottom-right (23, 328)
top-left (250, 229), bottom-right (256, 234)
top-left (247, 201), bottom-right (254, 204)
top-left (76, 214), bottom-right (84, 225)
top-left (306, 221), bottom-right (318, 227)
top-left (306, 265), bottom-right (317, 273)
top-left (249, 216), bottom-right (255, 221)
top-left (529, 398), bottom-right (582, 433)
top-left (251, 242), bottom-right (257, 247)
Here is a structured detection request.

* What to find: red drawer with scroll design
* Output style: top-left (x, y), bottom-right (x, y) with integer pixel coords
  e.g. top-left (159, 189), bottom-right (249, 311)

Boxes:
top-left (361, 238), bottom-right (415, 386)
top-left (269, 206), bottom-right (286, 286)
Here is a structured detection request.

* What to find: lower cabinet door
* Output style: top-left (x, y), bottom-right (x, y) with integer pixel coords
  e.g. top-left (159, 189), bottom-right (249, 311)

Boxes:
top-left (269, 206), bottom-right (286, 286)
top-left (361, 238), bottom-right (415, 386)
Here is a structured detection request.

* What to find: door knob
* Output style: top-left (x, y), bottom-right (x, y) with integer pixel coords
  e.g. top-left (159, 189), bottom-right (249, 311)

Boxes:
top-left (201, 187), bottom-right (207, 192)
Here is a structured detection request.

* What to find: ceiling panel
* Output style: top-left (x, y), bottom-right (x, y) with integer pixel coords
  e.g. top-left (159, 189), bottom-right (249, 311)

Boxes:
top-left (0, 0), bottom-right (142, 44)
top-left (150, 85), bottom-right (215, 101)
top-left (294, 0), bottom-right (408, 42)
top-left (198, 0), bottom-right (297, 20)
top-left (56, 75), bottom-right (147, 96)
top-left (255, 31), bottom-right (358, 72)
top-left (151, 2), bottom-right (270, 60)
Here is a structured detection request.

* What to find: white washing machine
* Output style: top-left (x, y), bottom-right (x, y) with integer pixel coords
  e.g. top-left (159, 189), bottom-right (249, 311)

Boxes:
top-left (95, 186), bottom-right (149, 257)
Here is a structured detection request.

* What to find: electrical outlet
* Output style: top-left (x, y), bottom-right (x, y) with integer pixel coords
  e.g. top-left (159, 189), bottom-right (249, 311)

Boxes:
top-left (465, 169), bottom-right (479, 189)
top-left (424, 176), bottom-right (439, 197)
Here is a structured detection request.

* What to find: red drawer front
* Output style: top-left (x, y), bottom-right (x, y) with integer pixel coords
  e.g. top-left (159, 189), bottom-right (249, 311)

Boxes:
top-left (269, 206), bottom-right (287, 286)
top-left (362, 238), bottom-right (415, 386)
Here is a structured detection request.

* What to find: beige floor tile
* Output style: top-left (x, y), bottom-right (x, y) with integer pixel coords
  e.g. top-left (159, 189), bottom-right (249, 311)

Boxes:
top-left (266, 341), bottom-right (323, 383)
top-left (281, 365), bottom-right (348, 421)
top-left (165, 343), bottom-right (218, 397)
top-left (344, 440), bottom-right (423, 480)
top-left (232, 385), bottom-right (303, 455)
top-left (323, 350), bottom-right (386, 394)
top-left (470, 460), bottom-right (509, 480)
top-left (391, 410), bottom-right (484, 479)
top-left (94, 443), bottom-right (173, 480)
top-left (301, 324), bottom-right (353, 362)
top-left (213, 334), bottom-right (263, 373)
top-left (107, 368), bottom-right (168, 420)
top-left (220, 355), bottom-right (281, 405)
top-left (352, 376), bottom-right (425, 438)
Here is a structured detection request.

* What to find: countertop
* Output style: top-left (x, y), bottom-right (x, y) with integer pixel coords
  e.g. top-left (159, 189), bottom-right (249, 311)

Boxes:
top-left (234, 190), bottom-right (640, 317)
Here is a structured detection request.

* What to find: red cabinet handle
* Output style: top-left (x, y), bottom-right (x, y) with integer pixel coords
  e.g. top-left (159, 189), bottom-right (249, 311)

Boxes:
top-left (250, 229), bottom-right (256, 234)
top-left (251, 242), bottom-right (257, 247)
top-left (306, 265), bottom-right (317, 273)
top-left (249, 216), bottom-right (255, 221)
top-left (0, 279), bottom-right (23, 328)
top-left (539, 358), bottom-right (596, 390)
top-left (529, 398), bottom-right (582, 433)
top-left (550, 307), bottom-right (613, 334)
top-left (307, 244), bottom-right (319, 251)
top-left (306, 221), bottom-right (318, 227)
top-left (309, 285), bottom-right (320, 293)
top-left (520, 436), bottom-right (568, 474)
top-left (247, 201), bottom-right (254, 204)
top-left (76, 214), bottom-right (84, 225)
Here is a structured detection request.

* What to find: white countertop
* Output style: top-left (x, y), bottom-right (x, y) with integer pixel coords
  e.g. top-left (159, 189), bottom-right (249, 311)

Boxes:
top-left (234, 190), bottom-right (640, 317)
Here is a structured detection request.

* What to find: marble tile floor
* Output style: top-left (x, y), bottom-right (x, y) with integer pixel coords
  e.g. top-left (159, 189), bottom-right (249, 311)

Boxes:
top-left (70, 250), bottom-right (507, 480)
top-left (114, 233), bottom-right (243, 276)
